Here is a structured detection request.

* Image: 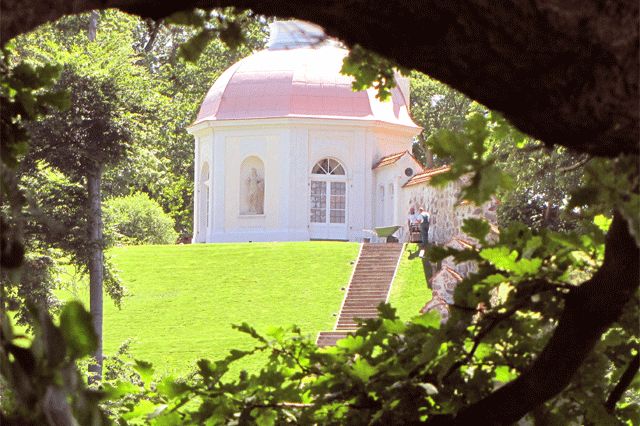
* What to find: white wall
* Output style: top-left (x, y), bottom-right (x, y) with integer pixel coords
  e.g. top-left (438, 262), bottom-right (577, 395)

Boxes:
top-left (188, 118), bottom-right (419, 243)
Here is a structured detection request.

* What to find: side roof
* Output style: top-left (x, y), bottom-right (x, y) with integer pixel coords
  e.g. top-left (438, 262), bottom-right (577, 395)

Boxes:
top-left (402, 165), bottom-right (451, 187)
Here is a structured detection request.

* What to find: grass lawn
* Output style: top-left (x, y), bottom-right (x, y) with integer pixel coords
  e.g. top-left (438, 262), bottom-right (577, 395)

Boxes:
top-left (54, 241), bottom-right (431, 377)
top-left (388, 244), bottom-right (432, 320)
top-left (59, 242), bottom-right (359, 375)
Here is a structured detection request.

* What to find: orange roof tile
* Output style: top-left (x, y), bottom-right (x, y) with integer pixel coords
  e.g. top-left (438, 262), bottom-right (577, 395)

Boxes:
top-left (402, 165), bottom-right (451, 187)
top-left (372, 151), bottom-right (407, 169)
top-left (445, 266), bottom-right (464, 281)
top-left (454, 238), bottom-right (475, 249)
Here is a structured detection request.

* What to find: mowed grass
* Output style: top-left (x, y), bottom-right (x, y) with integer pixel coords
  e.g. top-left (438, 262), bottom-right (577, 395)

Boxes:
top-left (59, 242), bottom-right (359, 375)
top-left (388, 244), bottom-right (432, 320)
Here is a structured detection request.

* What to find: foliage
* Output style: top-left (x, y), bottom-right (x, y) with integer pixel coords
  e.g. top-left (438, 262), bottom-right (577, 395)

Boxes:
top-left (99, 291), bottom-right (638, 425)
top-left (426, 112), bottom-right (513, 204)
top-left (1, 8), bottom-right (638, 425)
top-left (104, 193), bottom-right (178, 245)
top-left (409, 72), bottom-right (472, 166)
top-left (0, 252), bottom-right (61, 327)
top-left (0, 45), bottom-right (69, 277)
top-left (341, 45), bottom-right (407, 101)
top-left (0, 302), bottom-right (106, 425)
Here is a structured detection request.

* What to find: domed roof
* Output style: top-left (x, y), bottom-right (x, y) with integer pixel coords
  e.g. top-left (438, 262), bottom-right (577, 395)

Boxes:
top-left (193, 23), bottom-right (419, 129)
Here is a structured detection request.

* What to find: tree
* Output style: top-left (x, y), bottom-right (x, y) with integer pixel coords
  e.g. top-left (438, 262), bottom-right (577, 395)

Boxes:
top-left (409, 72), bottom-right (472, 167)
top-left (27, 69), bottom-right (130, 380)
top-left (2, 1), bottom-right (637, 155)
top-left (1, 1), bottom-right (638, 424)
top-left (104, 193), bottom-right (179, 245)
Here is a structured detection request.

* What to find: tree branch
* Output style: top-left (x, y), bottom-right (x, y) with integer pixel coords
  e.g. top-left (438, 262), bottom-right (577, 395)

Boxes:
top-left (143, 18), bottom-right (163, 52)
top-left (605, 353), bottom-right (640, 413)
top-left (444, 212), bottom-right (640, 424)
top-left (2, 0), bottom-right (638, 157)
top-left (558, 156), bottom-right (591, 173)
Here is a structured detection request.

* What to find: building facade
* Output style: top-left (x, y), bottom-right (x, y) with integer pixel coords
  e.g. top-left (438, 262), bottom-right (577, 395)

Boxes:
top-left (188, 21), bottom-right (495, 244)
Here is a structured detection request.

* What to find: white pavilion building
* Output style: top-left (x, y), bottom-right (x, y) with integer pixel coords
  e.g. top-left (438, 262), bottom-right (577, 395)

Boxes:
top-left (188, 21), bottom-right (485, 244)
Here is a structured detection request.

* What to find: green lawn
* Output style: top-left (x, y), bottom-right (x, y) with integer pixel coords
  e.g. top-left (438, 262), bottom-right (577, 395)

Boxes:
top-left (59, 242), bottom-right (359, 375)
top-left (55, 241), bottom-right (430, 377)
top-left (388, 244), bottom-right (432, 320)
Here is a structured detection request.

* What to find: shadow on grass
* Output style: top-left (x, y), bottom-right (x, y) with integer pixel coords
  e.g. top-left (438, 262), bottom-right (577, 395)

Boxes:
top-left (406, 243), bottom-right (434, 289)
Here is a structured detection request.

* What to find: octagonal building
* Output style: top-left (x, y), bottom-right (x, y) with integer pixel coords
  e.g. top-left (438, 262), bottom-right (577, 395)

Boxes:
top-left (188, 21), bottom-right (422, 242)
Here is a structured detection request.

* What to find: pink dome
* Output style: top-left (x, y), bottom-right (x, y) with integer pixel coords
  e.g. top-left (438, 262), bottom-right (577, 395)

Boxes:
top-left (194, 45), bottom-right (419, 128)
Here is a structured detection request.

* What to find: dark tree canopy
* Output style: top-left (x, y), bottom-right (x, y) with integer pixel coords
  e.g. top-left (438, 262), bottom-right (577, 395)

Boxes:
top-left (2, 0), bottom-right (639, 157)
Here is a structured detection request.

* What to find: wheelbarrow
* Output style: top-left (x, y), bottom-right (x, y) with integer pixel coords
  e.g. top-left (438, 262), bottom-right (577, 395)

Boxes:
top-left (372, 225), bottom-right (402, 243)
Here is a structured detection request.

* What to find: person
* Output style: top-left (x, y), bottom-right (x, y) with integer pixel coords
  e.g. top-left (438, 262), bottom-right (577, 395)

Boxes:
top-left (407, 207), bottom-right (421, 243)
top-left (407, 206), bottom-right (421, 228)
top-left (418, 207), bottom-right (430, 246)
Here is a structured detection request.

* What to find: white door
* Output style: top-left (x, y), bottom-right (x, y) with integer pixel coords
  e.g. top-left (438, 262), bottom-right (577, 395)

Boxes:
top-left (309, 159), bottom-right (348, 240)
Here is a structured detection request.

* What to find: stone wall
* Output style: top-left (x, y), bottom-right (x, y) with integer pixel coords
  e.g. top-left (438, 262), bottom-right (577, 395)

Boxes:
top-left (402, 176), bottom-right (498, 321)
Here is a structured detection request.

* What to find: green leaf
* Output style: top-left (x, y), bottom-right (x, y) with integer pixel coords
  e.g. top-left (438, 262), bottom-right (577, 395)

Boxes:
top-left (156, 376), bottom-right (191, 398)
top-left (266, 325), bottom-right (285, 343)
top-left (59, 301), bottom-right (97, 359)
top-left (234, 322), bottom-right (267, 343)
top-left (479, 247), bottom-right (541, 275)
top-left (37, 309), bottom-right (65, 368)
top-left (255, 409), bottom-right (277, 426)
top-left (382, 318), bottom-right (406, 334)
top-left (179, 30), bottom-right (214, 62)
top-left (350, 358), bottom-right (376, 382)
top-left (377, 303), bottom-right (397, 320)
top-left (134, 359), bottom-right (154, 385)
top-left (122, 399), bottom-right (158, 420)
top-left (482, 273), bottom-right (507, 285)
top-left (412, 311), bottom-right (441, 329)
top-left (522, 236), bottom-right (543, 258)
top-left (336, 335), bottom-right (365, 352)
top-left (461, 218), bottom-right (490, 243)
top-left (593, 214), bottom-right (612, 232)
top-left (102, 381), bottom-right (141, 400)
top-left (479, 247), bottom-right (517, 270)
top-left (494, 366), bottom-right (517, 382)
top-left (474, 343), bottom-right (492, 360)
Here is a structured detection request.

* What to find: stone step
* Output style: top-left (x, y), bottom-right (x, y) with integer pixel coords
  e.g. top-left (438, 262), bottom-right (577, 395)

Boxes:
top-left (343, 296), bottom-right (387, 300)
top-left (319, 243), bottom-right (404, 346)
top-left (339, 312), bottom-right (381, 317)
top-left (317, 331), bottom-right (352, 347)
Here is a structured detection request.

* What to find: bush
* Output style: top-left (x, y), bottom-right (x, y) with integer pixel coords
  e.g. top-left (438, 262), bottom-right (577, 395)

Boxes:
top-left (104, 193), bottom-right (178, 245)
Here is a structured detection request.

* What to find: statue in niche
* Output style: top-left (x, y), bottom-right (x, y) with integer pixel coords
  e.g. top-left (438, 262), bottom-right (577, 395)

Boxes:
top-left (246, 167), bottom-right (264, 214)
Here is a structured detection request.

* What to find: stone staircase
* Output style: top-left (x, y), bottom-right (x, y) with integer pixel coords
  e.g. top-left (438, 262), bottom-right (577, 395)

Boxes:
top-left (317, 243), bottom-right (404, 347)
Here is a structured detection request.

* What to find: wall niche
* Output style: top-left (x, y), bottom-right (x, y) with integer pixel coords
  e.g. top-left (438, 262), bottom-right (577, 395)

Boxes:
top-left (239, 156), bottom-right (265, 215)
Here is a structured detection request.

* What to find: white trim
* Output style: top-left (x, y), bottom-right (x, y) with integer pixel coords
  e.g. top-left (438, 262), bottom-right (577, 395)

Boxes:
top-left (385, 243), bottom-right (406, 303)
top-left (333, 243), bottom-right (364, 331)
top-left (187, 116), bottom-right (421, 137)
top-left (209, 229), bottom-right (309, 242)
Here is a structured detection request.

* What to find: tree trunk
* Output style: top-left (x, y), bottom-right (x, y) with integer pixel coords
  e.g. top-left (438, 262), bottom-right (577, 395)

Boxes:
top-left (87, 166), bottom-right (103, 382)
top-left (87, 10), bottom-right (98, 41)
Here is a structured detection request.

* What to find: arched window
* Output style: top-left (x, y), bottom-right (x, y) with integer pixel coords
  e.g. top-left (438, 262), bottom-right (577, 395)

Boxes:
top-left (312, 158), bottom-right (345, 175)
top-left (309, 158), bottom-right (347, 237)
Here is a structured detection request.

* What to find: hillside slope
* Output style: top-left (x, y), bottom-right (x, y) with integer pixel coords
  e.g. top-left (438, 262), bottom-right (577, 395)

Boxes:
top-left (60, 242), bottom-right (359, 374)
